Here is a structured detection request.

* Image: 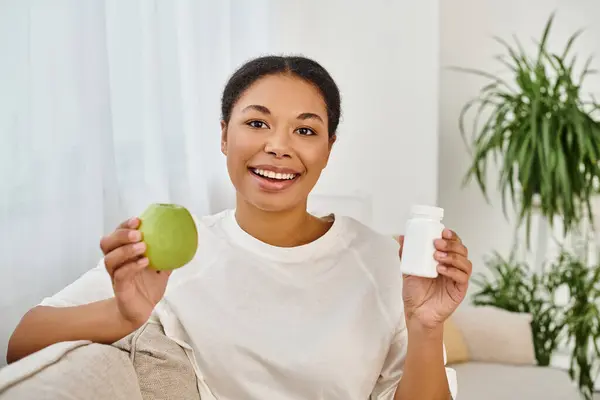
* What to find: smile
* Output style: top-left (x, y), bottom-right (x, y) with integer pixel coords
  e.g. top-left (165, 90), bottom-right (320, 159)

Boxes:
top-left (248, 166), bottom-right (302, 192)
top-left (251, 168), bottom-right (299, 181)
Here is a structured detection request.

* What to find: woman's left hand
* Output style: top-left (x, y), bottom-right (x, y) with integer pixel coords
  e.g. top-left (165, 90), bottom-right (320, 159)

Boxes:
top-left (398, 229), bottom-right (472, 330)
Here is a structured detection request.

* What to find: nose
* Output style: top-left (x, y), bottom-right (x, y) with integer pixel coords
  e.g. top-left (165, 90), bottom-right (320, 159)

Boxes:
top-left (264, 129), bottom-right (292, 159)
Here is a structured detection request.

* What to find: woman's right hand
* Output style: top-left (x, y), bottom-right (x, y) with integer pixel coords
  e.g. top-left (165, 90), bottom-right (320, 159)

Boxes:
top-left (100, 217), bottom-right (170, 329)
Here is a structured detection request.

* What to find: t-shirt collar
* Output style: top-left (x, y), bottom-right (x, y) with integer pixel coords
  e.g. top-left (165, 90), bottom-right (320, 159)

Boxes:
top-left (221, 209), bottom-right (345, 263)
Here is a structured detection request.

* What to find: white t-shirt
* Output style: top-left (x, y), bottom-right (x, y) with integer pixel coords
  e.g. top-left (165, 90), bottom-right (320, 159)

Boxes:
top-left (40, 209), bottom-right (457, 399)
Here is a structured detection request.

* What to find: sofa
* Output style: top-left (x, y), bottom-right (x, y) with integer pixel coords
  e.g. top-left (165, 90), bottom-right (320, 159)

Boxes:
top-left (0, 306), bottom-right (582, 399)
top-left (444, 305), bottom-right (581, 399)
top-left (0, 321), bottom-right (201, 400)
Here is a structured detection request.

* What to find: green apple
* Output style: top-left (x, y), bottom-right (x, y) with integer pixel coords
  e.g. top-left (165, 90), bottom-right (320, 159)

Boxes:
top-left (138, 203), bottom-right (198, 271)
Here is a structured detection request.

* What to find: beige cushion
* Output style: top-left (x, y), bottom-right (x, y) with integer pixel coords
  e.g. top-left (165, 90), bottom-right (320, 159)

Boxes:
top-left (0, 341), bottom-right (142, 400)
top-left (444, 317), bottom-right (470, 364)
top-left (114, 321), bottom-right (200, 400)
top-left (452, 305), bottom-right (536, 365)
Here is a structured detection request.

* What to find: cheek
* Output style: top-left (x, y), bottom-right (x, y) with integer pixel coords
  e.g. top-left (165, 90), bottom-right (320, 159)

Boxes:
top-left (300, 145), bottom-right (331, 174)
top-left (226, 131), bottom-right (260, 166)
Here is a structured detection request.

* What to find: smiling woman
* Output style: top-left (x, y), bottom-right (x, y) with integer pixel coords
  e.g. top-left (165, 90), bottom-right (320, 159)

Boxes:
top-left (8, 55), bottom-right (470, 400)
top-left (220, 58), bottom-right (337, 218)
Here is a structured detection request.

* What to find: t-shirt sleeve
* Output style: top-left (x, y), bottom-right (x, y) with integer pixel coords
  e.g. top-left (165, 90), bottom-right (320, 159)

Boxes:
top-left (369, 325), bottom-right (458, 399)
top-left (39, 258), bottom-right (115, 307)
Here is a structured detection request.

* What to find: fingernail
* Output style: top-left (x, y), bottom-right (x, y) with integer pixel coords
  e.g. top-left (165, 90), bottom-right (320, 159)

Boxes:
top-left (436, 251), bottom-right (447, 259)
top-left (129, 230), bottom-right (142, 241)
top-left (438, 265), bottom-right (447, 272)
top-left (133, 242), bottom-right (146, 252)
top-left (137, 257), bottom-right (149, 266)
top-left (443, 229), bottom-right (452, 239)
top-left (129, 218), bottom-right (139, 228)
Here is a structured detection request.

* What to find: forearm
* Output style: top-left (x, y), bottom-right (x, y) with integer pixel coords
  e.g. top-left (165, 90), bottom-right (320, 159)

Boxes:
top-left (7, 298), bottom-right (136, 364)
top-left (394, 322), bottom-right (451, 400)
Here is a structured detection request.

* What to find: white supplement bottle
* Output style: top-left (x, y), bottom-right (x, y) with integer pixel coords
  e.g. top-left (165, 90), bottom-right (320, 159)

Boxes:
top-left (400, 205), bottom-right (445, 278)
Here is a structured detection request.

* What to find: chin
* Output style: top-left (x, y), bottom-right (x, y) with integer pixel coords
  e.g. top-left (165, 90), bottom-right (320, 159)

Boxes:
top-left (240, 189), bottom-right (307, 214)
top-left (248, 196), bottom-right (301, 213)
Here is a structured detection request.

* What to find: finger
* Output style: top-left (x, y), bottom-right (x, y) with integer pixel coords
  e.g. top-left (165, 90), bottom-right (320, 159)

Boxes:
top-left (434, 238), bottom-right (468, 257)
top-left (118, 217), bottom-right (140, 230)
top-left (437, 264), bottom-right (469, 285)
top-left (104, 242), bottom-right (147, 276)
top-left (395, 235), bottom-right (405, 246)
top-left (396, 235), bottom-right (405, 256)
top-left (434, 251), bottom-right (473, 276)
top-left (442, 228), bottom-right (461, 243)
top-left (112, 258), bottom-right (149, 289)
top-left (101, 217), bottom-right (140, 253)
top-left (100, 228), bottom-right (143, 255)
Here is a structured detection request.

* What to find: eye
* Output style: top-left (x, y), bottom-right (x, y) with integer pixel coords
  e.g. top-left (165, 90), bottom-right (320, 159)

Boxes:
top-left (246, 120), bottom-right (269, 129)
top-left (296, 127), bottom-right (316, 136)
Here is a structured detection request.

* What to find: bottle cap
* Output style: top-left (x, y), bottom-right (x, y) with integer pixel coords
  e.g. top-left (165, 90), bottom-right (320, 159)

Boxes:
top-left (410, 204), bottom-right (444, 220)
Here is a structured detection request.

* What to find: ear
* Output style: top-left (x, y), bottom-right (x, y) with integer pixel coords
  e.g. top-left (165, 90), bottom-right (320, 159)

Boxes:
top-left (220, 120), bottom-right (228, 156)
top-left (328, 134), bottom-right (337, 150)
top-left (323, 134), bottom-right (337, 168)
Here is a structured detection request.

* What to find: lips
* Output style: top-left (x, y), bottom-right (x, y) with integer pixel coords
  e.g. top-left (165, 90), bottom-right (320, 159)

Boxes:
top-left (251, 168), bottom-right (297, 181)
top-left (248, 165), bottom-right (302, 192)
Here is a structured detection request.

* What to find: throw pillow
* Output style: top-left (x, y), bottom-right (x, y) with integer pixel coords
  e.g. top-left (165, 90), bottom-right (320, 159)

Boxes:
top-left (452, 305), bottom-right (537, 366)
top-left (443, 317), bottom-right (470, 364)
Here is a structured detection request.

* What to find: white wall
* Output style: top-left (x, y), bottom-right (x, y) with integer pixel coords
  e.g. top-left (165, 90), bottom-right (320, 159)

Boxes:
top-left (439, 0), bottom-right (600, 281)
top-left (3, 0), bottom-right (598, 371)
top-left (0, 0), bottom-right (440, 365)
top-left (209, 0), bottom-right (441, 236)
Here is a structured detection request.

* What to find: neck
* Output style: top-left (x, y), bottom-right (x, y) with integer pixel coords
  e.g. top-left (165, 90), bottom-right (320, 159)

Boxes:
top-left (234, 197), bottom-right (328, 247)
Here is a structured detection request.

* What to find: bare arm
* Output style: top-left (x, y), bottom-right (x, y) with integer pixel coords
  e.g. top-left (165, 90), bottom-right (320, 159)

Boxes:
top-left (8, 217), bottom-right (171, 364)
top-left (393, 322), bottom-right (451, 400)
top-left (6, 298), bottom-right (137, 364)
top-left (391, 230), bottom-right (471, 399)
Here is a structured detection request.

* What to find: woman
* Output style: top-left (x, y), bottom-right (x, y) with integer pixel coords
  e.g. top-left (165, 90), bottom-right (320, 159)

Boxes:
top-left (8, 55), bottom-right (471, 399)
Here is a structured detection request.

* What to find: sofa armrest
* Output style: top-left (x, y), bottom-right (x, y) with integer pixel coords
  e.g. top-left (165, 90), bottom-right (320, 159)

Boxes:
top-left (0, 341), bottom-right (142, 400)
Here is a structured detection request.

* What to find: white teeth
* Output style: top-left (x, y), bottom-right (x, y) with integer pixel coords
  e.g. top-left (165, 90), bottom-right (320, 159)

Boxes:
top-left (253, 169), bottom-right (297, 180)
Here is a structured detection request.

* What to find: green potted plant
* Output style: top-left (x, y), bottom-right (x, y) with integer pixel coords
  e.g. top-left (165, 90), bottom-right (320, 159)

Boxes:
top-left (471, 251), bottom-right (564, 367)
top-left (471, 250), bottom-right (600, 399)
top-left (553, 251), bottom-right (600, 400)
top-left (456, 13), bottom-right (600, 241)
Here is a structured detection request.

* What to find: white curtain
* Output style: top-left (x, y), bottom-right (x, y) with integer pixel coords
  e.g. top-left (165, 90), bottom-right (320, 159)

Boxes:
top-left (0, 0), bottom-right (444, 365)
top-left (0, 0), bottom-right (269, 363)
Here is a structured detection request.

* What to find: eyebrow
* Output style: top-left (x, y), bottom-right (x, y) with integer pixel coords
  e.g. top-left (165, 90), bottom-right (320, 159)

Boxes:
top-left (241, 104), bottom-right (324, 123)
top-left (242, 104), bottom-right (271, 115)
top-left (297, 112), bottom-right (324, 123)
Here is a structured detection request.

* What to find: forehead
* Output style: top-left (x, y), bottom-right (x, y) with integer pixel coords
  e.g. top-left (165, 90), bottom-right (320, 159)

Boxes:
top-left (233, 74), bottom-right (327, 118)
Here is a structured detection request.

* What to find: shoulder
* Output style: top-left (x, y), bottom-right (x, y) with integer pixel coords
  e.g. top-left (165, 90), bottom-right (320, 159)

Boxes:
top-left (165, 209), bottom-right (234, 286)
top-left (337, 215), bottom-right (402, 264)
top-left (193, 208), bottom-right (232, 230)
top-left (194, 208), bottom-right (238, 242)
top-left (336, 215), bottom-right (405, 329)
top-left (335, 216), bottom-right (403, 291)
top-left (191, 209), bottom-right (235, 244)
